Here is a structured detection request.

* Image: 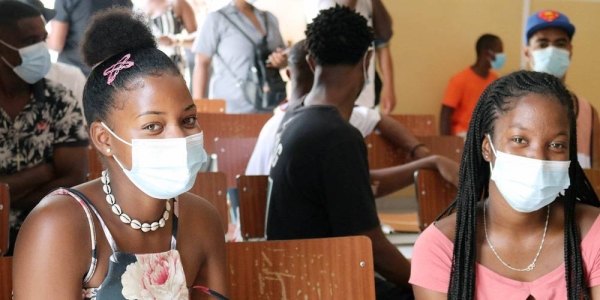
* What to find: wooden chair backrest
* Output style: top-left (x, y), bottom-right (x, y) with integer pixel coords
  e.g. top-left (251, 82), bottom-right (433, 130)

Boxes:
top-left (226, 236), bottom-right (375, 300)
top-left (414, 169), bottom-right (457, 231)
top-left (0, 256), bottom-right (11, 299)
top-left (193, 99), bottom-right (226, 114)
top-left (365, 135), bottom-right (463, 169)
top-left (189, 172), bottom-right (228, 231)
top-left (214, 137), bottom-right (258, 188)
top-left (88, 147), bottom-right (104, 181)
top-left (388, 114), bottom-right (436, 136)
top-left (236, 175), bottom-right (269, 240)
top-left (584, 169), bottom-right (600, 197)
top-left (197, 113), bottom-right (272, 155)
top-left (0, 184), bottom-right (8, 256)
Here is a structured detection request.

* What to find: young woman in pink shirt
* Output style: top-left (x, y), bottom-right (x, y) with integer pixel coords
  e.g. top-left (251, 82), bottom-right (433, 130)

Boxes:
top-left (410, 70), bottom-right (600, 299)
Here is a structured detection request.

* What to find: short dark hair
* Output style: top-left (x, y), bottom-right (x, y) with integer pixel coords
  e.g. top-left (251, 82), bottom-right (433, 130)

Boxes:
top-left (475, 34), bottom-right (500, 56)
top-left (305, 5), bottom-right (374, 66)
top-left (81, 8), bottom-right (180, 126)
top-left (0, 0), bottom-right (41, 30)
top-left (288, 40), bottom-right (307, 70)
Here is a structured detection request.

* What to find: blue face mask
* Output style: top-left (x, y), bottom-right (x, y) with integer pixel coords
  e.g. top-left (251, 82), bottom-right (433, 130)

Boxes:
top-left (0, 39), bottom-right (51, 84)
top-left (531, 46), bottom-right (570, 79)
top-left (490, 52), bottom-right (506, 70)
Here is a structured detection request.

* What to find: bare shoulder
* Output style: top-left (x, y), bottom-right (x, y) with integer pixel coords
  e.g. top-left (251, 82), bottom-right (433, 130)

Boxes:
top-left (178, 192), bottom-right (221, 218)
top-left (13, 191), bottom-right (92, 296)
top-left (176, 192), bottom-right (225, 235)
top-left (433, 213), bottom-right (457, 241)
top-left (18, 191), bottom-right (92, 247)
top-left (576, 202), bottom-right (600, 238)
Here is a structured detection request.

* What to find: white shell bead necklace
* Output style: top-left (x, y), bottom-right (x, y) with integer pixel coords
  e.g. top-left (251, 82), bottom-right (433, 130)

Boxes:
top-left (101, 170), bottom-right (170, 232)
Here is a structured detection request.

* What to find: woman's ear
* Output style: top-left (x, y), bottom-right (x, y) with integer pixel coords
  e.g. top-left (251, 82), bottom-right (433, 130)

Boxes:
top-left (90, 121), bottom-right (113, 157)
top-left (482, 134), bottom-right (493, 163)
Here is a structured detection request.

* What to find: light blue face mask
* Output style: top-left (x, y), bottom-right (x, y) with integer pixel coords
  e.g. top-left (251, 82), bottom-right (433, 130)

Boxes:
top-left (531, 46), bottom-right (571, 78)
top-left (0, 39), bottom-right (51, 84)
top-left (362, 48), bottom-right (372, 87)
top-left (490, 52), bottom-right (506, 70)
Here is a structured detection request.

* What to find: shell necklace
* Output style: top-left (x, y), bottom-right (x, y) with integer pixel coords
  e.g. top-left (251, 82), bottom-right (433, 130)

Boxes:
top-left (101, 170), bottom-right (171, 232)
top-left (483, 200), bottom-right (550, 272)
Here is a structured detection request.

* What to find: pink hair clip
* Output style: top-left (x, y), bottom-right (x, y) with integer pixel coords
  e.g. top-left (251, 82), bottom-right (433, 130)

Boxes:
top-left (103, 53), bottom-right (135, 85)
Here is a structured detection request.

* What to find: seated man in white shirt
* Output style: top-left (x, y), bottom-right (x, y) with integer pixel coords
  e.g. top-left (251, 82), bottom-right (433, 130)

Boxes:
top-left (246, 40), bottom-right (459, 198)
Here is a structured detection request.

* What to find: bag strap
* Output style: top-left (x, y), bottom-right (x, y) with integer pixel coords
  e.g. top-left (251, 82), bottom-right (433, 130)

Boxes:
top-left (215, 9), bottom-right (265, 83)
top-left (218, 10), bottom-right (258, 47)
top-left (262, 11), bottom-right (269, 47)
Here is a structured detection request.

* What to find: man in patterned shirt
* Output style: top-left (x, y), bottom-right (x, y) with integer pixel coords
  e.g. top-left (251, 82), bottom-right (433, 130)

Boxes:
top-left (0, 1), bottom-right (89, 255)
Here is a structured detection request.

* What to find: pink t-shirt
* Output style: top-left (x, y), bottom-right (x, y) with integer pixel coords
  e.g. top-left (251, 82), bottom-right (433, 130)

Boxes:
top-left (410, 214), bottom-right (600, 299)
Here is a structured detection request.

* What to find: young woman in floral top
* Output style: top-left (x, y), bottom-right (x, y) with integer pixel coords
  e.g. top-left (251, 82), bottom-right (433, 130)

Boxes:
top-left (12, 8), bottom-right (229, 300)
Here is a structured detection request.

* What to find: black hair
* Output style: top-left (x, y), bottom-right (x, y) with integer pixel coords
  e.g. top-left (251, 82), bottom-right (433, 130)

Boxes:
top-left (0, 1), bottom-right (41, 30)
top-left (475, 34), bottom-right (500, 56)
top-left (81, 8), bottom-right (181, 126)
top-left (305, 5), bottom-right (373, 66)
top-left (288, 40), bottom-right (312, 78)
top-left (288, 40), bottom-right (308, 70)
top-left (439, 70), bottom-right (600, 299)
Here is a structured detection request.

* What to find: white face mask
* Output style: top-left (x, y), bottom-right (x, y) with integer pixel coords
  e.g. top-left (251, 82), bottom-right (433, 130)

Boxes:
top-left (102, 122), bottom-right (207, 199)
top-left (530, 46), bottom-right (570, 79)
top-left (0, 40), bottom-right (51, 84)
top-left (362, 50), bottom-right (370, 87)
top-left (488, 134), bottom-right (571, 213)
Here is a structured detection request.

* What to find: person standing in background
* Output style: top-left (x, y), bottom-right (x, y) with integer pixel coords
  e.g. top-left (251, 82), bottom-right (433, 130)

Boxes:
top-left (524, 9), bottom-right (600, 169)
top-left (192, 0), bottom-right (287, 113)
top-left (139, 0), bottom-right (197, 86)
top-left (440, 34), bottom-right (504, 137)
top-left (47, 0), bottom-right (133, 75)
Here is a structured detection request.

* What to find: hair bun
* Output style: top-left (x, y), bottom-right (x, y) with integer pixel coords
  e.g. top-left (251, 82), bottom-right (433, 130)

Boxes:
top-left (81, 7), bottom-right (157, 67)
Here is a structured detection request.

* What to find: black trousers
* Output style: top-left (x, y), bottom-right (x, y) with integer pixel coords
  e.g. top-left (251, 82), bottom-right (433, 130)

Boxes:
top-left (375, 277), bottom-right (414, 300)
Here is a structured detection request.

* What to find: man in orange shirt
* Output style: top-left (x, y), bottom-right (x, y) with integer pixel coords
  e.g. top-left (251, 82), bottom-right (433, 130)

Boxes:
top-left (440, 34), bottom-right (504, 136)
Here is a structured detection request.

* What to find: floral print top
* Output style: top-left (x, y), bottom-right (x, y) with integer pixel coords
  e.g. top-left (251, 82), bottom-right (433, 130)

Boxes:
top-left (1, 79), bottom-right (88, 230)
top-left (50, 188), bottom-right (227, 300)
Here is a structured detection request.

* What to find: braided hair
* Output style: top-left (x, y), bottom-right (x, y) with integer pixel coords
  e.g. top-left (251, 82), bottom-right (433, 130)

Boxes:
top-left (439, 70), bottom-right (600, 299)
top-left (80, 8), bottom-right (181, 126)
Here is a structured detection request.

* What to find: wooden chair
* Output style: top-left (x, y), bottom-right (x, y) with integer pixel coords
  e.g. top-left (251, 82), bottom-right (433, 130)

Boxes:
top-left (197, 113), bottom-right (272, 155)
top-left (0, 184), bottom-right (8, 256)
top-left (193, 99), bottom-right (226, 114)
top-left (88, 147), bottom-right (104, 181)
top-left (584, 169), bottom-right (600, 197)
top-left (0, 256), bottom-right (11, 299)
top-left (214, 137), bottom-right (258, 188)
top-left (226, 236), bottom-right (375, 300)
top-left (414, 169), bottom-right (457, 231)
top-left (365, 135), bottom-right (463, 170)
top-left (236, 175), bottom-right (269, 240)
top-left (388, 114), bottom-right (436, 136)
top-left (189, 172), bottom-right (228, 231)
